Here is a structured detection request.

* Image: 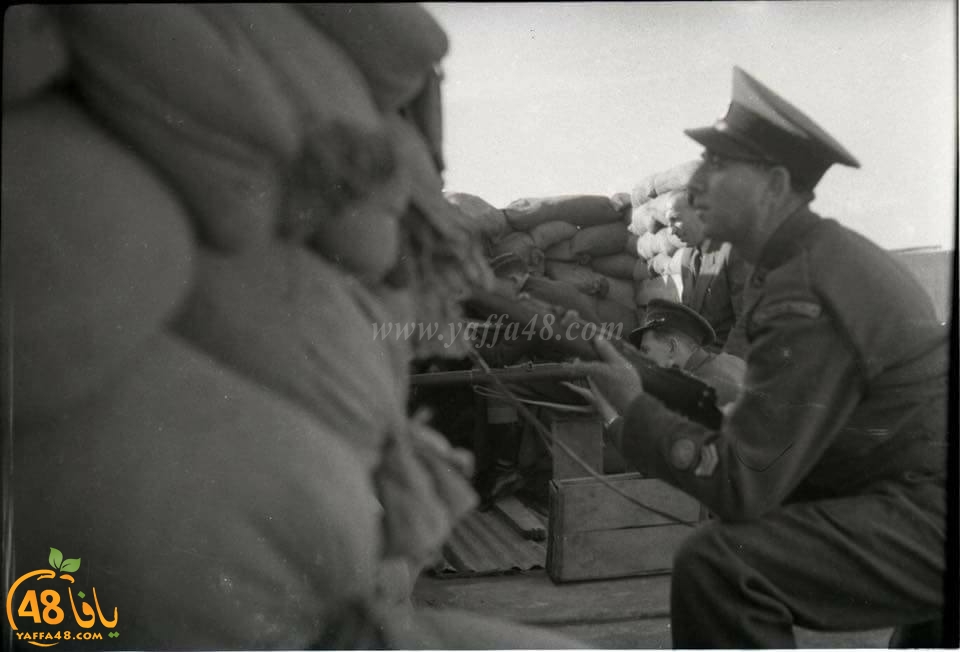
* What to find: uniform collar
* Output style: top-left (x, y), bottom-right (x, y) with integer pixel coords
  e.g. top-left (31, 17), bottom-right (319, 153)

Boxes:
top-left (683, 347), bottom-right (714, 373)
top-left (755, 206), bottom-right (821, 272)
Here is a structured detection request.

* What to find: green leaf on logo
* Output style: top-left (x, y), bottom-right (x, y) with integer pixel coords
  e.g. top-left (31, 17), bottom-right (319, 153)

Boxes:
top-left (49, 548), bottom-right (63, 570)
top-left (60, 558), bottom-right (81, 573)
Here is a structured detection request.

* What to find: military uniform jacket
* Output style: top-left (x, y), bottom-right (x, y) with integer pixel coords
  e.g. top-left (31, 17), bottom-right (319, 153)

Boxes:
top-left (682, 347), bottom-right (746, 408)
top-left (680, 240), bottom-right (752, 356)
top-left (622, 209), bottom-right (947, 521)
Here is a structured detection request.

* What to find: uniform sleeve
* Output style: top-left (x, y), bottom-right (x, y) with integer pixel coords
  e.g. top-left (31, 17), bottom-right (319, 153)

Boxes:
top-left (619, 298), bottom-right (865, 521)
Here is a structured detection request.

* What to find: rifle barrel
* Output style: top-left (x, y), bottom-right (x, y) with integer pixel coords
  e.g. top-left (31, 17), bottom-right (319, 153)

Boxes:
top-left (410, 363), bottom-right (586, 387)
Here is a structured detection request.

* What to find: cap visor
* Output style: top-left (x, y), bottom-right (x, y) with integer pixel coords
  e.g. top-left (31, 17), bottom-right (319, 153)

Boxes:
top-left (628, 326), bottom-right (652, 349)
top-left (684, 126), bottom-right (766, 161)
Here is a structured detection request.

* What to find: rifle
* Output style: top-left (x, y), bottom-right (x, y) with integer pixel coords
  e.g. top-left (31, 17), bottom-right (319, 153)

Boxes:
top-left (445, 287), bottom-right (724, 428)
top-left (410, 359), bottom-right (722, 429)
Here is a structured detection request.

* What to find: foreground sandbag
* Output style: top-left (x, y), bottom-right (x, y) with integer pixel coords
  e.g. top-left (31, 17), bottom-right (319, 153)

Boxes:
top-left (279, 121), bottom-right (411, 284)
top-left (58, 4), bottom-right (383, 252)
top-left (2, 5), bottom-right (69, 106)
top-left (12, 334), bottom-right (384, 649)
top-left (173, 242), bottom-right (408, 469)
top-left (632, 159), bottom-right (700, 203)
top-left (298, 3), bottom-right (448, 112)
top-left (2, 94), bottom-right (194, 421)
top-left (174, 243), bottom-right (476, 571)
top-left (503, 194), bottom-right (624, 231)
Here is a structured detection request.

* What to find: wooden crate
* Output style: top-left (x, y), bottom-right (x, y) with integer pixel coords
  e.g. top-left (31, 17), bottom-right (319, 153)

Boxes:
top-left (547, 472), bottom-right (702, 582)
top-left (549, 416), bottom-right (604, 480)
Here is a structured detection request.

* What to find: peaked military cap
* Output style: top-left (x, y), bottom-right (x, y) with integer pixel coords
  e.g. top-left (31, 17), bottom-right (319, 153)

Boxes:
top-left (685, 66), bottom-right (860, 190)
top-left (629, 298), bottom-right (717, 348)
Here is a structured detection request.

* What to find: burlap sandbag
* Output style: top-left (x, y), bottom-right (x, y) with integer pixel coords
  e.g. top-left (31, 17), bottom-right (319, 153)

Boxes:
top-left (520, 276), bottom-right (603, 326)
top-left (2, 94), bottom-right (195, 421)
top-left (594, 296), bottom-right (640, 334)
top-left (604, 276), bottom-right (637, 308)
top-left (589, 253), bottom-right (638, 280)
top-left (631, 159), bottom-right (700, 203)
top-left (445, 192), bottom-right (508, 241)
top-left (629, 201), bottom-right (659, 236)
top-left (625, 233), bottom-right (640, 256)
top-left (2, 5), bottom-right (69, 106)
top-left (503, 194), bottom-right (624, 231)
top-left (529, 219), bottom-right (579, 250)
top-left (545, 261), bottom-right (610, 297)
top-left (544, 239), bottom-right (591, 265)
top-left (58, 4), bottom-right (383, 252)
top-left (570, 222), bottom-right (629, 257)
top-left (655, 227), bottom-right (684, 257)
top-left (279, 121), bottom-right (411, 284)
top-left (13, 333), bottom-right (384, 650)
top-left (173, 243), bottom-right (476, 564)
top-left (490, 231), bottom-right (540, 268)
top-left (297, 4), bottom-right (449, 112)
top-left (637, 230), bottom-right (660, 260)
top-left (632, 258), bottom-right (653, 282)
top-left (649, 251), bottom-right (675, 277)
top-left (610, 191), bottom-right (633, 218)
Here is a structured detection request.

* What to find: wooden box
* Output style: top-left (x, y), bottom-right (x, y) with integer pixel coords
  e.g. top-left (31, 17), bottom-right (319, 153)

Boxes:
top-left (546, 472), bottom-right (702, 582)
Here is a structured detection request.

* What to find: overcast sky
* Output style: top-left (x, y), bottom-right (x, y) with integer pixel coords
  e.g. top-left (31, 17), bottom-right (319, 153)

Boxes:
top-left (424, 1), bottom-right (956, 251)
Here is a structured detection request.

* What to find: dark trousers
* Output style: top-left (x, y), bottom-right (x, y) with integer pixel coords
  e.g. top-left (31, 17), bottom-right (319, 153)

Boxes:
top-left (670, 479), bottom-right (945, 648)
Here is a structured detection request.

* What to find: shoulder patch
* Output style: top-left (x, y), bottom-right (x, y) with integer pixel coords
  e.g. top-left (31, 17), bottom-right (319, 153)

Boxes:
top-left (669, 439), bottom-right (698, 471)
top-left (752, 299), bottom-right (822, 324)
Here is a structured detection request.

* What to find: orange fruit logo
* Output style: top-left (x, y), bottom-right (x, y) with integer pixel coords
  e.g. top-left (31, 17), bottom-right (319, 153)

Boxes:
top-left (5, 548), bottom-right (119, 647)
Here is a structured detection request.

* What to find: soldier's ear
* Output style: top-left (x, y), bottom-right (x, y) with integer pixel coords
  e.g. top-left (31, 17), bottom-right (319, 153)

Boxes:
top-left (667, 336), bottom-right (680, 355)
top-left (766, 165), bottom-right (793, 199)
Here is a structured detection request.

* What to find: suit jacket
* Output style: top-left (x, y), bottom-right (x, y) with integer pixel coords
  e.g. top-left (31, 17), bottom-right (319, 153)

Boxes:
top-left (679, 240), bottom-right (752, 356)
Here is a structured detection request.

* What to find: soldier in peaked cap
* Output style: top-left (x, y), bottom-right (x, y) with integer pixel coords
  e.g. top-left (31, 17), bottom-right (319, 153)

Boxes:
top-left (627, 299), bottom-right (745, 407)
top-left (576, 67), bottom-right (948, 647)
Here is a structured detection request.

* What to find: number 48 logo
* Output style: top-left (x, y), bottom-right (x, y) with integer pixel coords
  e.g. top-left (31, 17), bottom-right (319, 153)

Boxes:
top-left (5, 547), bottom-right (119, 646)
top-left (16, 549), bottom-right (80, 625)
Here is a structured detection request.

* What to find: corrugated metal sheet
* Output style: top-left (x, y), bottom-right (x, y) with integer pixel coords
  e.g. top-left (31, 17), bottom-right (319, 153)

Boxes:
top-left (431, 507), bottom-right (546, 577)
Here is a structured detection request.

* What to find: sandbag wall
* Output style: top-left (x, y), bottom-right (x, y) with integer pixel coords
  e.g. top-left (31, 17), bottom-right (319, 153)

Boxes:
top-left (447, 187), bottom-right (688, 356)
top-left (4, 5), bottom-right (578, 651)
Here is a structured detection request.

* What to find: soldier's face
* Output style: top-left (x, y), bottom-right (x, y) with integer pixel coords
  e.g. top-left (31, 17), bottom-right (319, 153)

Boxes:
top-left (687, 152), bottom-right (769, 245)
top-left (638, 331), bottom-right (674, 367)
top-left (668, 195), bottom-right (706, 247)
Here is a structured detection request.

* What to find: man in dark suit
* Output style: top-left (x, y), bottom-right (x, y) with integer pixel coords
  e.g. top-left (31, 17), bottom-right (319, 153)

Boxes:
top-left (667, 190), bottom-right (752, 357)
top-left (575, 67), bottom-right (949, 648)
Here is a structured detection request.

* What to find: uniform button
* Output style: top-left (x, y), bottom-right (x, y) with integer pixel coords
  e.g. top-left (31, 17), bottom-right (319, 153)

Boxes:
top-left (670, 439), bottom-right (698, 470)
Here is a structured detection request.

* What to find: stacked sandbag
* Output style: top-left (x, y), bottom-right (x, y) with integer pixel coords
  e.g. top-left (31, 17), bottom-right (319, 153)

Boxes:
top-left (6, 5), bottom-right (574, 649)
top-left (463, 186), bottom-right (693, 350)
top-left (627, 162), bottom-right (703, 305)
top-left (496, 194), bottom-right (643, 331)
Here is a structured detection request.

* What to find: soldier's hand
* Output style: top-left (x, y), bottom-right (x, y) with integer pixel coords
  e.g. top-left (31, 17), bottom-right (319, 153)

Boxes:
top-left (561, 378), bottom-right (618, 423)
top-left (572, 337), bottom-right (644, 414)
